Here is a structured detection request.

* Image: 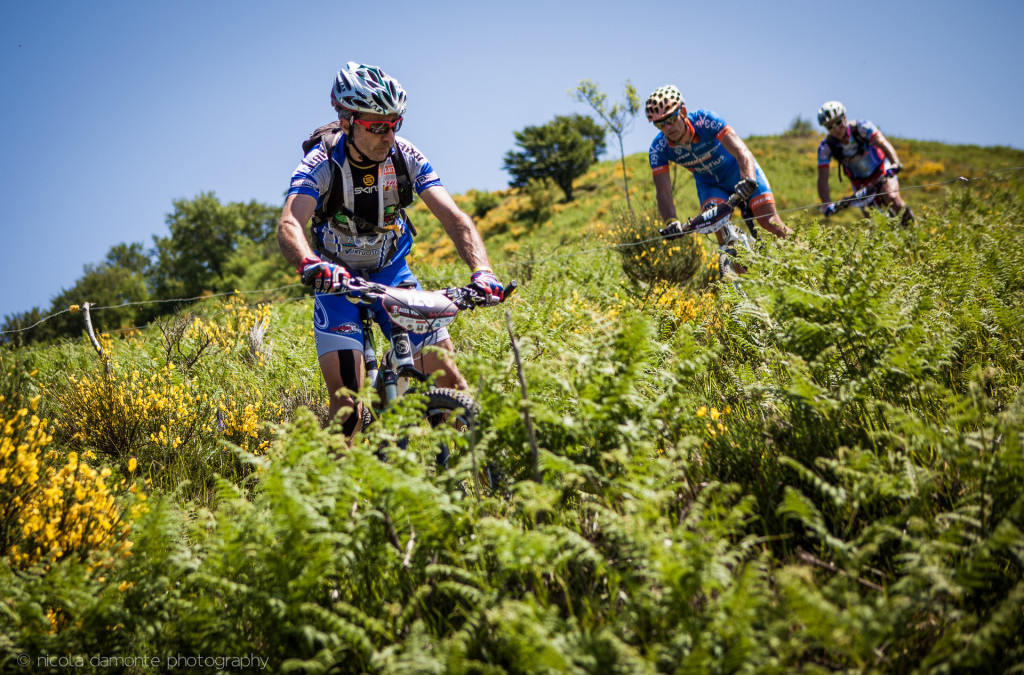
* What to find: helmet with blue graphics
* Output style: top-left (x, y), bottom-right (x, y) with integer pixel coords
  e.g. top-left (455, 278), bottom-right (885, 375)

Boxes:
top-left (817, 100), bottom-right (846, 127)
top-left (331, 62), bottom-right (407, 117)
top-left (645, 85), bottom-right (684, 123)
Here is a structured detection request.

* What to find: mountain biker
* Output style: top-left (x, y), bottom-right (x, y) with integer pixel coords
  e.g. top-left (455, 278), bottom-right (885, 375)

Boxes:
top-left (277, 62), bottom-right (503, 436)
top-left (646, 85), bottom-right (793, 255)
top-left (816, 100), bottom-right (913, 225)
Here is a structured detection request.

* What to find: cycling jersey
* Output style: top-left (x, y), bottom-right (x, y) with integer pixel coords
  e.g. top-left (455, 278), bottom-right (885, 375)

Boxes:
top-left (288, 135), bottom-right (442, 271)
top-left (817, 120), bottom-right (885, 181)
top-left (649, 109), bottom-right (775, 210)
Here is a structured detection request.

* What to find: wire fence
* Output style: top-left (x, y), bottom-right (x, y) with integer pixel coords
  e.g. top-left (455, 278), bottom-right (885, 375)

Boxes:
top-left (2, 166), bottom-right (1022, 351)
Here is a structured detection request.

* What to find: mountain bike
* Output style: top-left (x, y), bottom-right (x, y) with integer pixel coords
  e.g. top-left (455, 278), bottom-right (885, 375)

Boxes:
top-left (659, 192), bottom-right (752, 278)
top-left (338, 275), bottom-right (516, 467)
top-left (829, 165), bottom-right (913, 223)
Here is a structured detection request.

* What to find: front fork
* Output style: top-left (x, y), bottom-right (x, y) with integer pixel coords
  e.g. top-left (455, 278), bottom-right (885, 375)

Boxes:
top-left (720, 221), bottom-right (752, 258)
top-left (365, 321), bottom-right (429, 409)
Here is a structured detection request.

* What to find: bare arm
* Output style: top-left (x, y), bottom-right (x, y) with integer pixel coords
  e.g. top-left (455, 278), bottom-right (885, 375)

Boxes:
top-left (653, 171), bottom-right (676, 221)
top-left (870, 131), bottom-right (900, 165)
top-left (278, 193), bottom-right (318, 269)
top-left (719, 129), bottom-right (757, 180)
top-left (817, 164), bottom-right (832, 204)
top-left (418, 185), bottom-right (492, 270)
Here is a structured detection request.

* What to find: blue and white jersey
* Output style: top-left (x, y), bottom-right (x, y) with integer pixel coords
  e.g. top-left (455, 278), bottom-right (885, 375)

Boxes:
top-left (817, 119), bottom-right (885, 180)
top-left (288, 135), bottom-right (443, 271)
top-left (649, 110), bottom-right (740, 185)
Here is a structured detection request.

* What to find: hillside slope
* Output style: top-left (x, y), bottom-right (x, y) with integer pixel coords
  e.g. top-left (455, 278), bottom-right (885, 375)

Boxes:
top-left (2, 136), bottom-right (1023, 673)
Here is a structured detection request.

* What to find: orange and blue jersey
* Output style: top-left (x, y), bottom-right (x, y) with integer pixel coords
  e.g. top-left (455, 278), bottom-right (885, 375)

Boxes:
top-left (649, 109), bottom-right (775, 209)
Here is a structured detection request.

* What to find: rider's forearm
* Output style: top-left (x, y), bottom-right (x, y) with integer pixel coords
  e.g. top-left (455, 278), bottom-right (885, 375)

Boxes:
top-left (873, 133), bottom-right (900, 164)
top-left (656, 192), bottom-right (677, 222)
top-left (277, 215), bottom-right (315, 270)
top-left (721, 132), bottom-right (756, 179)
top-left (817, 174), bottom-right (831, 203)
top-left (735, 151), bottom-right (756, 180)
top-left (442, 212), bottom-right (492, 271)
top-left (279, 194), bottom-right (318, 270)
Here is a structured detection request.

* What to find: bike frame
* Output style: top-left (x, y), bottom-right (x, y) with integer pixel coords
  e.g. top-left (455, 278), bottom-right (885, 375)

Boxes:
top-left (340, 279), bottom-right (516, 414)
top-left (834, 166), bottom-right (902, 217)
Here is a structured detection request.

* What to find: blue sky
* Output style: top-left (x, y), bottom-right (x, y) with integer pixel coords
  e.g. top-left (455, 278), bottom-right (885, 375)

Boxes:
top-left (2, 0), bottom-right (1021, 320)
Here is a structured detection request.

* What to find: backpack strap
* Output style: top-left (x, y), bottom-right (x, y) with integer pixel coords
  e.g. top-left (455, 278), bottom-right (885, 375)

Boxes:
top-left (389, 145), bottom-right (414, 209)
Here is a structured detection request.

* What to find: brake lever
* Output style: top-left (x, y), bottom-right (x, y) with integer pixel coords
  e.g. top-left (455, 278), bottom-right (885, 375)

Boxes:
top-left (445, 280), bottom-right (518, 309)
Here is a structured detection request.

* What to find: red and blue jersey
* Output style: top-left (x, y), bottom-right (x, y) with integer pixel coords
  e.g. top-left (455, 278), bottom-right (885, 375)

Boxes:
top-left (817, 120), bottom-right (885, 181)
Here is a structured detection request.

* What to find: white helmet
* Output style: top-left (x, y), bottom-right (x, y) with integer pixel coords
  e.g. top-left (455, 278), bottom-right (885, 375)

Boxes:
top-left (817, 100), bottom-right (845, 127)
top-left (331, 62), bottom-right (407, 117)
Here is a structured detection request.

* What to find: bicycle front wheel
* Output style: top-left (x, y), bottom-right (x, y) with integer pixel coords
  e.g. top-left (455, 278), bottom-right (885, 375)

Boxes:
top-left (423, 388), bottom-right (479, 469)
top-left (424, 388), bottom-right (479, 431)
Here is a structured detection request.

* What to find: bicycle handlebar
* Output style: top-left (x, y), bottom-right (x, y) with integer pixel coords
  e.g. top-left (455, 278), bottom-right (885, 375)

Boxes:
top-left (831, 164), bottom-right (902, 214)
top-left (340, 277), bottom-right (516, 307)
top-left (660, 192), bottom-right (745, 239)
top-left (335, 276), bottom-right (517, 334)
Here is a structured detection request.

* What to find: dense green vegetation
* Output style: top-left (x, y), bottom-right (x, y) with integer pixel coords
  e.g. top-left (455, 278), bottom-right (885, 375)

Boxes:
top-left (2, 135), bottom-right (1023, 673)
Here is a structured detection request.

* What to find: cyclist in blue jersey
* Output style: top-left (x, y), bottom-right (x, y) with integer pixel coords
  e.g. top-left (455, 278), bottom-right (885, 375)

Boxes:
top-left (278, 62), bottom-right (503, 435)
top-left (816, 100), bottom-right (913, 225)
top-left (646, 85), bottom-right (792, 255)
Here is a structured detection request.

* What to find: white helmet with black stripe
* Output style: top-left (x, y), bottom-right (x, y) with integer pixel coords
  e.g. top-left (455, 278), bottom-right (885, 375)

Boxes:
top-left (817, 100), bottom-right (846, 127)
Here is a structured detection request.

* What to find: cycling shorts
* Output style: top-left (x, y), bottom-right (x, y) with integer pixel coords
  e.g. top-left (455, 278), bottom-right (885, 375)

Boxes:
top-left (695, 165), bottom-right (775, 210)
top-left (312, 257), bottom-right (450, 357)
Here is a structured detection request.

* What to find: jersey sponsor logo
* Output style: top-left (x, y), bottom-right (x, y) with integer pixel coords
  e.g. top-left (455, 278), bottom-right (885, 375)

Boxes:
top-left (328, 321), bottom-right (361, 335)
top-left (313, 299), bottom-right (330, 330)
top-left (353, 184), bottom-right (379, 195)
top-left (362, 174), bottom-right (375, 186)
top-left (415, 172), bottom-right (440, 189)
top-left (397, 142), bottom-right (425, 163)
top-left (292, 178), bottom-right (319, 192)
top-left (339, 245), bottom-right (386, 256)
top-left (393, 336), bottom-right (412, 357)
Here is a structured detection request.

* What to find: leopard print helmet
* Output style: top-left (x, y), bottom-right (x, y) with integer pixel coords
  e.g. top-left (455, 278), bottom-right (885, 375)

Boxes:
top-left (645, 85), bottom-right (684, 123)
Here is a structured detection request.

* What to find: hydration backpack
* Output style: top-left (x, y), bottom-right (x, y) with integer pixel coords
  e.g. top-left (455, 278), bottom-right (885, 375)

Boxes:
top-left (824, 122), bottom-right (873, 182)
top-left (301, 121), bottom-right (415, 224)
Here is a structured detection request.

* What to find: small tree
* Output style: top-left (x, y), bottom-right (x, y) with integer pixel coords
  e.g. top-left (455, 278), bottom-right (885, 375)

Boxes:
top-left (573, 79), bottom-right (641, 212)
top-left (503, 114), bottom-right (606, 202)
top-left (784, 115), bottom-right (816, 137)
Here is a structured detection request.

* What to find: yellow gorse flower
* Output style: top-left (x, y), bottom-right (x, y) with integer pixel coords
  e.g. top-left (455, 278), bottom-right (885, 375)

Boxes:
top-left (1, 409), bottom-right (141, 569)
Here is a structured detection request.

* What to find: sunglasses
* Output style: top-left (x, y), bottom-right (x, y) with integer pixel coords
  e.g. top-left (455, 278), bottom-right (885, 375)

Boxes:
top-left (825, 117), bottom-right (846, 130)
top-left (351, 117), bottom-right (403, 135)
top-left (653, 108), bottom-right (682, 130)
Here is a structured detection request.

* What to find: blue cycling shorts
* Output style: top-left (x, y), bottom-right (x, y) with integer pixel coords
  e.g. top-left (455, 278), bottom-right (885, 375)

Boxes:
top-left (695, 164), bottom-right (775, 210)
top-left (312, 257), bottom-right (450, 358)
